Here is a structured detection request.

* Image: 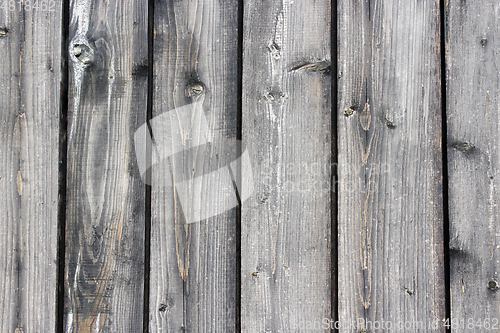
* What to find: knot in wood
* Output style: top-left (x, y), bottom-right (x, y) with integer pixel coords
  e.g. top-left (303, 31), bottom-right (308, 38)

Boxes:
top-left (0, 27), bottom-right (8, 37)
top-left (451, 141), bottom-right (475, 154)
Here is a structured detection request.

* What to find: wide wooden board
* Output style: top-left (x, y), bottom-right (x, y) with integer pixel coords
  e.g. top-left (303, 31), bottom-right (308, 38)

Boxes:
top-left (149, 1), bottom-right (240, 332)
top-left (338, 0), bottom-right (445, 331)
top-left (64, 0), bottom-right (148, 331)
top-left (241, 1), bottom-right (333, 331)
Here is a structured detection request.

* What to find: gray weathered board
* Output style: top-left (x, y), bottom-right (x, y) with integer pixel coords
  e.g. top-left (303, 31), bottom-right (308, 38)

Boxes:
top-left (338, 0), bottom-right (445, 331)
top-left (241, 1), bottom-right (333, 332)
top-left (64, 0), bottom-right (148, 331)
top-left (4, 0), bottom-right (500, 332)
top-left (149, 0), bottom-right (239, 332)
top-left (0, 3), bottom-right (62, 332)
top-left (446, 0), bottom-right (500, 330)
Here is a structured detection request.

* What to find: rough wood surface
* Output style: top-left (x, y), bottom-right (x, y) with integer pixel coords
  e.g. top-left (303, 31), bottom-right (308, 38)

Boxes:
top-left (0, 3), bottom-right (62, 332)
top-left (64, 0), bottom-right (148, 331)
top-left (149, 0), bottom-right (239, 332)
top-left (337, 0), bottom-right (445, 331)
top-left (241, 1), bottom-right (332, 331)
top-left (446, 1), bottom-right (500, 329)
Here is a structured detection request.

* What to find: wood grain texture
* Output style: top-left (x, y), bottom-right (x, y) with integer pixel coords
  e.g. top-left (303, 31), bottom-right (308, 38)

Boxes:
top-left (0, 3), bottom-right (62, 332)
top-left (241, 1), bottom-right (332, 331)
top-left (64, 0), bottom-right (148, 331)
top-left (149, 0), bottom-right (239, 332)
top-left (446, 1), bottom-right (500, 329)
top-left (337, 0), bottom-right (445, 331)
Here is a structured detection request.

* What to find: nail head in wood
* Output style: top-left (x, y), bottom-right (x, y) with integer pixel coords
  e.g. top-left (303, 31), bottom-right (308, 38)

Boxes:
top-left (72, 43), bottom-right (93, 65)
top-left (263, 92), bottom-right (274, 101)
top-left (488, 279), bottom-right (498, 291)
top-left (186, 80), bottom-right (205, 97)
top-left (344, 105), bottom-right (357, 117)
top-left (268, 42), bottom-right (281, 59)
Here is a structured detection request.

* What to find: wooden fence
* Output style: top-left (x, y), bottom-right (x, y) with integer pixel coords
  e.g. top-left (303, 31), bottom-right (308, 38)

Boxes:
top-left (0, 0), bottom-right (499, 332)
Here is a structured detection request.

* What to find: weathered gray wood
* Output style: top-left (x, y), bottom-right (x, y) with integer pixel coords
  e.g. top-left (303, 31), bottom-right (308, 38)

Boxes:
top-left (446, 1), bottom-right (500, 329)
top-left (338, 0), bottom-right (445, 331)
top-left (149, 1), bottom-right (239, 332)
top-left (64, 0), bottom-right (148, 331)
top-left (0, 3), bottom-right (62, 332)
top-left (241, 1), bottom-right (332, 331)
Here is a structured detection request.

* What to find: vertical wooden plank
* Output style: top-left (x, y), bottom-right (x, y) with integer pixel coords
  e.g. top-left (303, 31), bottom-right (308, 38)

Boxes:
top-left (64, 0), bottom-right (148, 331)
top-left (0, 7), bottom-right (22, 332)
top-left (0, 2), bottom-right (62, 332)
top-left (241, 1), bottom-right (332, 331)
top-left (447, 1), bottom-right (500, 329)
top-left (149, 0), bottom-right (239, 332)
top-left (338, 0), bottom-right (445, 331)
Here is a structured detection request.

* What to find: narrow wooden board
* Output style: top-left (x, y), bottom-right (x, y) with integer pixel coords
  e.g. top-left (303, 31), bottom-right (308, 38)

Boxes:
top-left (64, 0), bottom-right (148, 331)
top-left (337, 0), bottom-right (445, 331)
top-left (0, 3), bottom-right (62, 332)
top-left (241, 1), bottom-right (332, 331)
top-left (149, 1), bottom-right (239, 332)
top-left (446, 1), bottom-right (500, 329)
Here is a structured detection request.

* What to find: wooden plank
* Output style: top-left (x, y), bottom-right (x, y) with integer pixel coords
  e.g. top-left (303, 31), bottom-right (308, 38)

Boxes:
top-left (0, 2), bottom-right (62, 332)
top-left (241, 1), bottom-right (332, 331)
top-left (64, 0), bottom-right (148, 331)
top-left (337, 0), bottom-right (445, 331)
top-left (446, 1), bottom-right (500, 329)
top-left (149, 0), bottom-right (239, 332)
